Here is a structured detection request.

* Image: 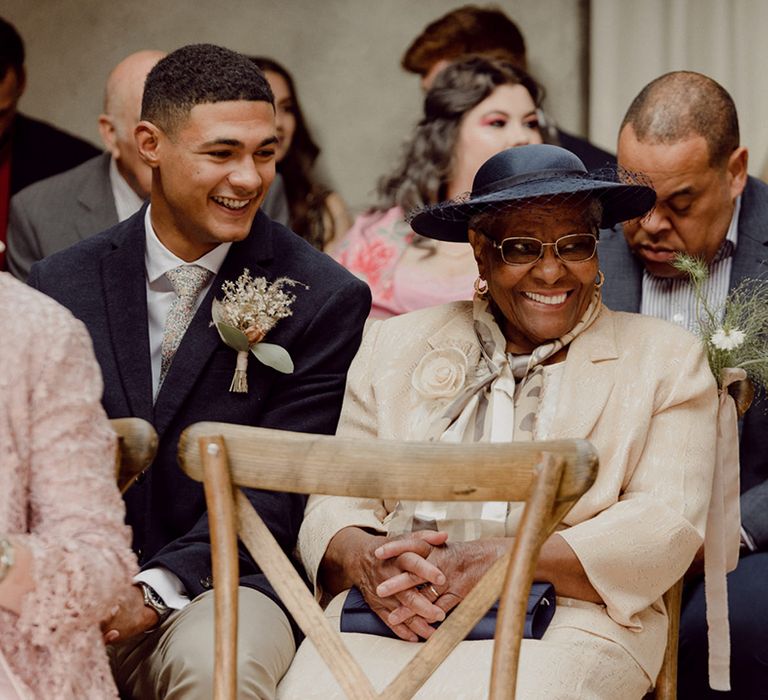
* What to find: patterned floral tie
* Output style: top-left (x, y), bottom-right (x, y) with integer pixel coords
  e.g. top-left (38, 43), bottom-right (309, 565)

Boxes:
top-left (159, 264), bottom-right (213, 386)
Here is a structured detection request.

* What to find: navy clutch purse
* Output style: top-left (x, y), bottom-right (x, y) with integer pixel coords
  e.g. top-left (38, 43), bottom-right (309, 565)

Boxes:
top-left (340, 582), bottom-right (555, 641)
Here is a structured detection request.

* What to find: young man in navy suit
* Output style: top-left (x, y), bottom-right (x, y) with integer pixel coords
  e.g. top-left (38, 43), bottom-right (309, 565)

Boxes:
top-left (28, 44), bottom-right (370, 699)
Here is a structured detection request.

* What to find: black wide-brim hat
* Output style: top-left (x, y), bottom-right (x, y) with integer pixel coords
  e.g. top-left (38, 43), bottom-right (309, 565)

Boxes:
top-left (409, 144), bottom-right (656, 242)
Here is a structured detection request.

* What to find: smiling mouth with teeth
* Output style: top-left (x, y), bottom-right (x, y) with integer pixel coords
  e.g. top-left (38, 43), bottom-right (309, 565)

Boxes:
top-left (211, 195), bottom-right (250, 210)
top-left (523, 291), bottom-right (569, 305)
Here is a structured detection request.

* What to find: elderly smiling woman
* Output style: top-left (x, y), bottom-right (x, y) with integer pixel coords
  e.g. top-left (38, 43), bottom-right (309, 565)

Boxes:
top-left (278, 145), bottom-right (720, 699)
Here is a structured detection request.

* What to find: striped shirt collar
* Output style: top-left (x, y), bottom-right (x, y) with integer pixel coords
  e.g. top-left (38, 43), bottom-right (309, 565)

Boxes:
top-left (639, 195), bottom-right (741, 332)
top-left (713, 195), bottom-right (741, 262)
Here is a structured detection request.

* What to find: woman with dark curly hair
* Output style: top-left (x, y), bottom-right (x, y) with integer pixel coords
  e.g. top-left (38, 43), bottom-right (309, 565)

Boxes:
top-left (332, 55), bottom-right (549, 319)
top-left (250, 57), bottom-right (352, 250)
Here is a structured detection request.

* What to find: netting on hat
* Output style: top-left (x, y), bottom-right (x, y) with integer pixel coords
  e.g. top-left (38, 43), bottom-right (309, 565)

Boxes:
top-left (407, 165), bottom-right (656, 230)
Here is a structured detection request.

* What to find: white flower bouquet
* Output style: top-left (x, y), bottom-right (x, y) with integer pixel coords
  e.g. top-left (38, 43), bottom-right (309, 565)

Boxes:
top-left (673, 254), bottom-right (768, 399)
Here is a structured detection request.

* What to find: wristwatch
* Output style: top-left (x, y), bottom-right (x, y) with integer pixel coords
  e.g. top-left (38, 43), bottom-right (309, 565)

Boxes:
top-left (137, 582), bottom-right (171, 626)
top-left (0, 539), bottom-right (14, 583)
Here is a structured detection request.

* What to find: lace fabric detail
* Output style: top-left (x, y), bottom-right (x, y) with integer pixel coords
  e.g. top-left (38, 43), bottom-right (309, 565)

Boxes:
top-left (0, 274), bottom-right (137, 698)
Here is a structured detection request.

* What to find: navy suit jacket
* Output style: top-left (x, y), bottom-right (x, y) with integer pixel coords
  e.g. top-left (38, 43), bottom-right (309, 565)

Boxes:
top-left (28, 206), bottom-right (371, 612)
top-left (557, 129), bottom-right (616, 171)
top-left (600, 176), bottom-right (768, 545)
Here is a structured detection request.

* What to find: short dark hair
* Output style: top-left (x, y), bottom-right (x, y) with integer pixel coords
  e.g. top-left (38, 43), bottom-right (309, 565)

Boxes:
top-left (0, 17), bottom-right (24, 79)
top-left (402, 4), bottom-right (527, 76)
top-left (141, 44), bottom-right (273, 135)
top-left (621, 71), bottom-right (739, 166)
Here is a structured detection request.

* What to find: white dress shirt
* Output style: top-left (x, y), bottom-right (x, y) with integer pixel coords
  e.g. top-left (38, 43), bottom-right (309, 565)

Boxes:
top-left (108, 157), bottom-right (145, 222)
top-left (135, 204), bottom-right (231, 609)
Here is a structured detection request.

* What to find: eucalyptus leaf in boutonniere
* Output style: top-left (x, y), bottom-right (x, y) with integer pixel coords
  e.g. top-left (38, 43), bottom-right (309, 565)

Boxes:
top-left (211, 269), bottom-right (308, 392)
top-left (673, 254), bottom-right (768, 404)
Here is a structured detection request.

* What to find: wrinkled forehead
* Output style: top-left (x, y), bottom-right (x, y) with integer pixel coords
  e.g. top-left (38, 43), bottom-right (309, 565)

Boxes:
top-left (470, 195), bottom-right (600, 239)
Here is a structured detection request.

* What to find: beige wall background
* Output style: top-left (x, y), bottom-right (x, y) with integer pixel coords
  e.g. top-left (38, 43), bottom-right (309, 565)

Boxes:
top-left (3, 0), bottom-right (586, 212)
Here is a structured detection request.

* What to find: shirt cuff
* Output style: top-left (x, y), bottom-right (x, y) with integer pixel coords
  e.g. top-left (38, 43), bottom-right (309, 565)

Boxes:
top-left (740, 525), bottom-right (758, 553)
top-left (134, 567), bottom-right (191, 610)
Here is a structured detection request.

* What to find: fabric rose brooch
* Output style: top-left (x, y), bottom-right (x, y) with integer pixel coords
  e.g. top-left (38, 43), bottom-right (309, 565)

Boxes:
top-left (411, 347), bottom-right (469, 399)
top-left (212, 269), bottom-right (307, 393)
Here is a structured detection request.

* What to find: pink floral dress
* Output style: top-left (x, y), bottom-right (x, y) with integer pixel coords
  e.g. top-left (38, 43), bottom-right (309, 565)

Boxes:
top-left (334, 207), bottom-right (475, 319)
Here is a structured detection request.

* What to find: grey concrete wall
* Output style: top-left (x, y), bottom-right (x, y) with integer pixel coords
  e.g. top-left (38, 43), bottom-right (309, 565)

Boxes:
top-left (4, 0), bottom-right (585, 212)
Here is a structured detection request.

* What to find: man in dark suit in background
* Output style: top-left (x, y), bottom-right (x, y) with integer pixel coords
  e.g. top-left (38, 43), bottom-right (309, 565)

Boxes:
top-left (0, 17), bottom-right (100, 268)
top-left (29, 44), bottom-right (370, 699)
top-left (7, 50), bottom-right (164, 280)
top-left (599, 71), bottom-right (768, 699)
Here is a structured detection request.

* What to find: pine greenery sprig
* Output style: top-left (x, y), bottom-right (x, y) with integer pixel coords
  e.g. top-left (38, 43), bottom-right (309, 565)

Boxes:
top-left (672, 254), bottom-right (768, 390)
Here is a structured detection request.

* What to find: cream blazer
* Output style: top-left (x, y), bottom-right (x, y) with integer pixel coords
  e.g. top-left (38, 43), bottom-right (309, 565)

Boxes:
top-left (298, 301), bottom-right (718, 680)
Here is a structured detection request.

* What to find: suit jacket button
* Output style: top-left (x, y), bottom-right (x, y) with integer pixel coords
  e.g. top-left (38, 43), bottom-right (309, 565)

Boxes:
top-left (200, 576), bottom-right (213, 589)
top-left (137, 548), bottom-right (144, 564)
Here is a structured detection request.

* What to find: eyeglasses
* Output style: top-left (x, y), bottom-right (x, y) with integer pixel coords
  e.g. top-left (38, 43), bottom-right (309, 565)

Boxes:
top-left (481, 232), bottom-right (599, 266)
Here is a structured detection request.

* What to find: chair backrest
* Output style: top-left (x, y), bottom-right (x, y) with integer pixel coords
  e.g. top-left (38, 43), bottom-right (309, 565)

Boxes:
top-left (178, 421), bottom-right (599, 700)
top-left (111, 417), bottom-right (158, 494)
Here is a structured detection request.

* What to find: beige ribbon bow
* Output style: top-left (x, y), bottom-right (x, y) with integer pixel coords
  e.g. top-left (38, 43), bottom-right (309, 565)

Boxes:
top-left (704, 367), bottom-right (748, 691)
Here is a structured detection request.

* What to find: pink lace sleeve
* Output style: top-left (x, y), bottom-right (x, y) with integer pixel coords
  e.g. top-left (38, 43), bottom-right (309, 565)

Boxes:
top-left (14, 307), bottom-right (137, 651)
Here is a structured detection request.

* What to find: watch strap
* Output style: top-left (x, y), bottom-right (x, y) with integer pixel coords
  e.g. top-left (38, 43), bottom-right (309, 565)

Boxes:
top-left (138, 582), bottom-right (171, 625)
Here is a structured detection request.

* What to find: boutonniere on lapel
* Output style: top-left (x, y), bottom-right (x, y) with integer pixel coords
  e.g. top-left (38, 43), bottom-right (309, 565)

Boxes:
top-left (211, 269), bottom-right (307, 392)
top-left (672, 254), bottom-right (768, 406)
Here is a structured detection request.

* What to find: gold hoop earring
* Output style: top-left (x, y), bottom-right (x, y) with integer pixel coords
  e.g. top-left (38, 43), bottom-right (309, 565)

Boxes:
top-left (595, 270), bottom-right (605, 290)
top-left (474, 276), bottom-right (489, 298)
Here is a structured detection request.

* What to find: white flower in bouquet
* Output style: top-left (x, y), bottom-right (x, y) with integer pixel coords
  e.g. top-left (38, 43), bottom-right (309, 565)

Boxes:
top-left (710, 328), bottom-right (746, 352)
top-left (673, 254), bottom-right (768, 393)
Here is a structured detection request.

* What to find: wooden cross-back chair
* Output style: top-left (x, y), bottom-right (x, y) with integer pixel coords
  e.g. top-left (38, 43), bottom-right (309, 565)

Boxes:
top-left (111, 417), bottom-right (158, 494)
top-left (178, 422), bottom-right (599, 700)
top-left (650, 580), bottom-right (684, 700)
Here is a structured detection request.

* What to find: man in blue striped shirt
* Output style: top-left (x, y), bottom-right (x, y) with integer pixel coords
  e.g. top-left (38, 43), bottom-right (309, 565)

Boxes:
top-left (600, 71), bottom-right (768, 700)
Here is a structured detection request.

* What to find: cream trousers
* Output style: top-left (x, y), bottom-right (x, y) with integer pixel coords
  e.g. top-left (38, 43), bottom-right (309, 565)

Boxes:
top-left (277, 591), bottom-right (651, 699)
top-left (111, 587), bottom-right (295, 700)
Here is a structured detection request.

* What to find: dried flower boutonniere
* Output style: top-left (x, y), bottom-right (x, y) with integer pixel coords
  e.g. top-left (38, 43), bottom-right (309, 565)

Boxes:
top-left (211, 269), bottom-right (306, 392)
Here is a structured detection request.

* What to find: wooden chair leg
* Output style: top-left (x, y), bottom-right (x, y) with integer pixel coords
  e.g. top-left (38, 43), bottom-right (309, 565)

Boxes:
top-left (489, 454), bottom-right (564, 700)
top-left (200, 437), bottom-right (240, 700)
top-left (236, 490), bottom-right (379, 700)
top-left (652, 579), bottom-right (683, 700)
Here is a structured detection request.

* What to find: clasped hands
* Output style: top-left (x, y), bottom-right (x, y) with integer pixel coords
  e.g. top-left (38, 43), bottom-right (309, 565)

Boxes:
top-left (358, 530), bottom-right (488, 642)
